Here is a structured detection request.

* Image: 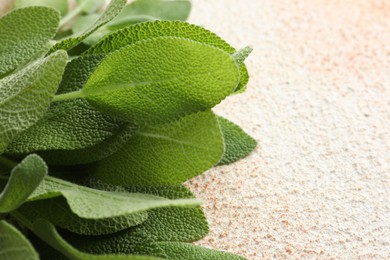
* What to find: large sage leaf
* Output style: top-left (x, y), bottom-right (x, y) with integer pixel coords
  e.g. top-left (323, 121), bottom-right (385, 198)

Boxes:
top-left (0, 7), bottom-right (60, 76)
top-left (0, 220), bottom-right (39, 260)
top-left (86, 20), bottom-right (248, 91)
top-left (28, 176), bottom-right (201, 219)
top-left (83, 37), bottom-right (239, 124)
top-left (52, 0), bottom-right (126, 51)
top-left (218, 116), bottom-right (256, 165)
top-left (0, 50), bottom-right (67, 154)
top-left (0, 154), bottom-right (47, 213)
top-left (90, 111), bottom-right (224, 185)
top-left (32, 219), bottom-right (159, 260)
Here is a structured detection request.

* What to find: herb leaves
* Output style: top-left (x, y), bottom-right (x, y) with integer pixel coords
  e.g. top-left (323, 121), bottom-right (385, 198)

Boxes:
top-left (0, 1), bottom-right (255, 259)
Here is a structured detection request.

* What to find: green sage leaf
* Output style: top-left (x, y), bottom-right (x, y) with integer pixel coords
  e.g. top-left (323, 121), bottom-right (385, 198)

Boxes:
top-left (86, 20), bottom-right (248, 92)
top-left (28, 176), bottom-right (201, 219)
top-left (0, 154), bottom-right (47, 213)
top-left (52, 0), bottom-right (126, 51)
top-left (218, 116), bottom-right (256, 165)
top-left (83, 37), bottom-right (239, 124)
top-left (0, 6), bottom-right (60, 76)
top-left (16, 196), bottom-right (148, 235)
top-left (0, 220), bottom-right (39, 260)
top-left (90, 111), bottom-right (224, 185)
top-left (0, 50), bottom-right (67, 154)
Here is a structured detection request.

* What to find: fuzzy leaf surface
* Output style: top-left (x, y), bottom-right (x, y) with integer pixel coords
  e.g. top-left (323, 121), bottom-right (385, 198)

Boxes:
top-left (52, 0), bottom-right (126, 51)
top-left (0, 51), bottom-right (67, 153)
top-left (28, 176), bottom-right (201, 219)
top-left (90, 111), bottom-right (224, 185)
top-left (32, 219), bottom-right (160, 260)
top-left (16, 196), bottom-right (147, 235)
top-left (0, 7), bottom-right (59, 76)
top-left (218, 116), bottom-right (257, 165)
top-left (0, 221), bottom-right (39, 260)
top-left (5, 55), bottom-right (129, 155)
top-left (86, 20), bottom-right (248, 91)
top-left (83, 37), bottom-right (239, 124)
top-left (0, 155), bottom-right (47, 213)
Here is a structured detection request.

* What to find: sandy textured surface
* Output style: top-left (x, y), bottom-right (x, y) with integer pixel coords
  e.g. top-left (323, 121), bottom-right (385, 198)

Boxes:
top-left (186, 0), bottom-right (390, 259)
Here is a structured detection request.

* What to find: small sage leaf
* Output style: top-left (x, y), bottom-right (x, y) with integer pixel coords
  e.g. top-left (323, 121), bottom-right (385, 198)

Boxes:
top-left (218, 116), bottom-right (257, 165)
top-left (0, 50), bottom-right (67, 154)
top-left (0, 220), bottom-right (39, 260)
top-left (0, 154), bottom-right (47, 213)
top-left (0, 6), bottom-right (60, 76)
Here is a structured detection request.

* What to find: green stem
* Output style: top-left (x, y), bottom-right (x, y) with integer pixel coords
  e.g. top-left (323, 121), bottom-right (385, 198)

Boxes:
top-left (10, 211), bottom-right (34, 231)
top-left (52, 90), bottom-right (86, 102)
top-left (0, 156), bottom-right (17, 169)
top-left (59, 4), bottom-right (84, 29)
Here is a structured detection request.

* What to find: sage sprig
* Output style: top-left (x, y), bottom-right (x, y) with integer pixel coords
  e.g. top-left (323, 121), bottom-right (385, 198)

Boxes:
top-left (0, 0), bottom-right (256, 259)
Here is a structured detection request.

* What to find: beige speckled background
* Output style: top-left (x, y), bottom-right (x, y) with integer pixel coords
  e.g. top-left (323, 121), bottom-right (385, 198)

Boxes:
top-left (1, 0), bottom-right (389, 259)
top-left (186, 0), bottom-right (390, 259)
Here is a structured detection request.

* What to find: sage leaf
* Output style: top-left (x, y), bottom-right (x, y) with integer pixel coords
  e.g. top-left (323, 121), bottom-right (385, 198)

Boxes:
top-left (218, 116), bottom-right (257, 165)
top-left (36, 124), bottom-right (136, 165)
top-left (29, 176), bottom-right (201, 219)
top-left (86, 20), bottom-right (248, 92)
top-left (0, 7), bottom-right (60, 76)
top-left (90, 111), bottom-right (224, 185)
top-left (52, 0), bottom-right (126, 51)
top-left (14, 0), bottom-right (68, 16)
top-left (16, 196), bottom-right (148, 235)
top-left (83, 37), bottom-right (239, 124)
top-left (156, 242), bottom-right (245, 260)
top-left (0, 50), bottom-right (67, 154)
top-left (84, 178), bottom-right (209, 242)
top-left (32, 219), bottom-right (160, 260)
top-left (0, 220), bottom-right (39, 260)
top-left (0, 154), bottom-right (47, 213)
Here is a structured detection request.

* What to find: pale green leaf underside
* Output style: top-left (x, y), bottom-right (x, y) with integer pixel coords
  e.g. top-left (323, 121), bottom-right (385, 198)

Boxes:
top-left (17, 196), bottom-right (148, 235)
top-left (14, 0), bottom-right (68, 16)
top-left (90, 111), bottom-right (224, 185)
top-left (76, 0), bottom-right (106, 14)
top-left (32, 219), bottom-right (160, 260)
top-left (52, 0), bottom-right (126, 51)
top-left (0, 50), bottom-right (67, 154)
top-left (218, 116), bottom-right (257, 165)
top-left (29, 176), bottom-right (201, 219)
top-left (84, 178), bottom-right (209, 242)
top-left (84, 37), bottom-right (239, 124)
top-left (86, 20), bottom-right (248, 91)
top-left (0, 154), bottom-right (47, 213)
top-left (0, 220), bottom-right (39, 260)
top-left (0, 6), bottom-right (59, 76)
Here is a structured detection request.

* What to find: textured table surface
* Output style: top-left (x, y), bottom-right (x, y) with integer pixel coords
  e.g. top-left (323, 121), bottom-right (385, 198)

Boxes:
top-left (186, 0), bottom-right (390, 259)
